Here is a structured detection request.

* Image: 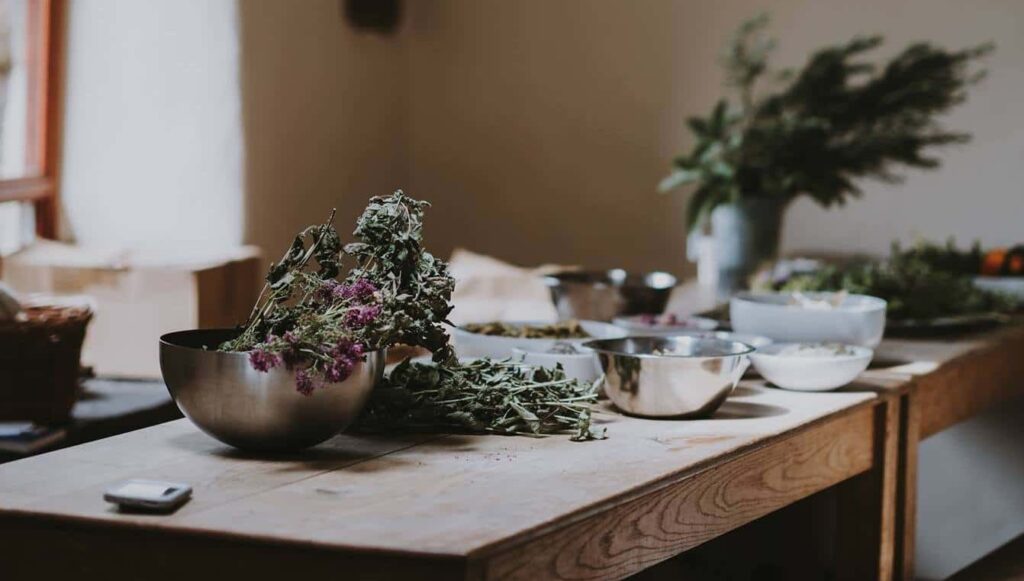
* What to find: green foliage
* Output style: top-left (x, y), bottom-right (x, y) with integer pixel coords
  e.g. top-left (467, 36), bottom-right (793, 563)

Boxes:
top-left (782, 241), bottom-right (1015, 320)
top-left (344, 191), bottom-right (457, 364)
top-left (356, 358), bottom-right (607, 441)
top-left (660, 14), bottom-right (992, 231)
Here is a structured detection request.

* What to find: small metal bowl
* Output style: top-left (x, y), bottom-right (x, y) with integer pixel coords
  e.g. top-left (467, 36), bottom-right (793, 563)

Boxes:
top-left (543, 269), bottom-right (678, 321)
top-left (584, 336), bottom-right (753, 419)
top-left (160, 329), bottom-right (384, 451)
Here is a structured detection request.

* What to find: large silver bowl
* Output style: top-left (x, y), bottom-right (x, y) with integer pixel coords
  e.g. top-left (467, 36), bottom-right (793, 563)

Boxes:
top-left (160, 329), bottom-right (384, 451)
top-left (543, 269), bottom-right (678, 321)
top-left (584, 336), bottom-right (752, 418)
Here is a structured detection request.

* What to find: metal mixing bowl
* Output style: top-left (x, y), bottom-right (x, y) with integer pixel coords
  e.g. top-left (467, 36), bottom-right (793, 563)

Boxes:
top-left (584, 336), bottom-right (753, 418)
top-left (543, 269), bottom-right (678, 321)
top-left (160, 329), bottom-right (384, 451)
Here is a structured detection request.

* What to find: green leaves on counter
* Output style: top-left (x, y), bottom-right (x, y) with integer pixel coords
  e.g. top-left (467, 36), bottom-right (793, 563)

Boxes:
top-left (357, 359), bottom-right (607, 442)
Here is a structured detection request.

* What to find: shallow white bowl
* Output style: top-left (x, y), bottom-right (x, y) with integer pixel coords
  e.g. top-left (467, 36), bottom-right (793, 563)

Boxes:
top-left (511, 347), bottom-right (603, 384)
top-left (730, 292), bottom-right (887, 348)
top-left (451, 320), bottom-right (627, 359)
top-left (611, 314), bottom-right (718, 336)
top-left (750, 343), bottom-right (873, 392)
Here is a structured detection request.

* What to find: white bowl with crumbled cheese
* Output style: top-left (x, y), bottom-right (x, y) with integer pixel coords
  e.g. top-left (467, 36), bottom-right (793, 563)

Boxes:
top-left (749, 342), bottom-right (873, 391)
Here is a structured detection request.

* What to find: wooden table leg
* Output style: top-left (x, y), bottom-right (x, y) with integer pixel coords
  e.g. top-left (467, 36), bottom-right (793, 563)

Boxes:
top-left (895, 392), bottom-right (920, 581)
top-left (834, 397), bottom-right (900, 581)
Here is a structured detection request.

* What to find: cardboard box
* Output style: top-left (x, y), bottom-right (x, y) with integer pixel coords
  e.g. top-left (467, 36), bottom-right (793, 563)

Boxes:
top-left (2, 241), bottom-right (263, 378)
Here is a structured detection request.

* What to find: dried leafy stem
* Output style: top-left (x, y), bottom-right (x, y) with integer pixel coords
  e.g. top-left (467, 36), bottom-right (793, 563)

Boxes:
top-left (356, 358), bottom-right (607, 442)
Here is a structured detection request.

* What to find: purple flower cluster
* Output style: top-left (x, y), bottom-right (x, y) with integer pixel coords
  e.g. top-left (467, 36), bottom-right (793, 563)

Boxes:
top-left (341, 279), bottom-right (377, 301)
top-left (345, 304), bottom-right (381, 329)
top-left (248, 348), bottom-right (281, 372)
top-left (323, 340), bottom-right (365, 384)
top-left (313, 278), bottom-right (378, 305)
top-left (294, 369), bottom-right (317, 396)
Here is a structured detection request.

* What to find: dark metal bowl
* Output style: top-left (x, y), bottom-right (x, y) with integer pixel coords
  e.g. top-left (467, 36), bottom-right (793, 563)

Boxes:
top-left (160, 329), bottom-right (384, 451)
top-left (543, 269), bottom-right (678, 321)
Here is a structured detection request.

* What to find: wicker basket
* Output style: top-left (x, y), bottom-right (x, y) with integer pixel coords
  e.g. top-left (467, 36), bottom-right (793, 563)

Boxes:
top-left (0, 305), bottom-right (92, 423)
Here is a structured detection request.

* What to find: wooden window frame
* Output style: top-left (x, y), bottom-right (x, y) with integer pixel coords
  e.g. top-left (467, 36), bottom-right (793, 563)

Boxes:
top-left (0, 0), bottom-right (66, 239)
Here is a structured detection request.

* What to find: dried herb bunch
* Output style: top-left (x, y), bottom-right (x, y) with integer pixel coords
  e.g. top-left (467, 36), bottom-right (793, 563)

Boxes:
top-left (220, 191), bottom-right (454, 394)
top-left (221, 192), bottom-right (606, 441)
top-left (357, 358), bottom-right (607, 441)
top-left (660, 14), bottom-right (993, 231)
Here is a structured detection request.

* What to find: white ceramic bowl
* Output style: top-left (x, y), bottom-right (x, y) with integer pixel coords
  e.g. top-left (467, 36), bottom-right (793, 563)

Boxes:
top-left (730, 292), bottom-right (887, 348)
top-left (612, 314), bottom-right (718, 336)
top-left (750, 343), bottom-right (873, 392)
top-left (451, 320), bottom-right (627, 359)
top-left (512, 347), bottom-right (603, 384)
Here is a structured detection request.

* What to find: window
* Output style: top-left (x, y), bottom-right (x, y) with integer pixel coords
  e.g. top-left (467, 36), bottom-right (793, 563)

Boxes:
top-left (0, 0), bottom-right (64, 254)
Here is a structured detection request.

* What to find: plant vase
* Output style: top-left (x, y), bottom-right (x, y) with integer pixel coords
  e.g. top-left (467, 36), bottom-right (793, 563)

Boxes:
top-left (687, 197), bottom-right (785, 298)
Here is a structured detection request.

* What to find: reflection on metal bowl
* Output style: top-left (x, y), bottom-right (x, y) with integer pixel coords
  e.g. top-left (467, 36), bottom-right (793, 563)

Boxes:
top-left (584, 336), bottom-right (752, 419)
top-left (543, 269), bottom-right (678, 321)
top-left (160, 329), bottom-right (384, 451)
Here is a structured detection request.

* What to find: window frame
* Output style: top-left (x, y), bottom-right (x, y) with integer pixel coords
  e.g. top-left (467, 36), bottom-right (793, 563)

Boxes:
top-left (0, 0), bottom-right (66, 239)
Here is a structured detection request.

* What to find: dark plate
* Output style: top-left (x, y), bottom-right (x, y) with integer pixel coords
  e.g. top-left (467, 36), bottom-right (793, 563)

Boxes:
top-left (885, 312), bottom-right (1009, 337)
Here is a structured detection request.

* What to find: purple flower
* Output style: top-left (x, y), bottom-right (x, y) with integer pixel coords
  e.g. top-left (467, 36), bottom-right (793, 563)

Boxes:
top-left (313, 279), bottom-right (344, 304)
top-left (341, 279), bottom-right (377, 302)
top-left (294, 369), bottom-right (317, 396)
top-left (322, 340), bottom-right (366, 384)
top-left (345, 304), bottom-right (381, 329)
top-left (248, 349), bottom-right (281, 373)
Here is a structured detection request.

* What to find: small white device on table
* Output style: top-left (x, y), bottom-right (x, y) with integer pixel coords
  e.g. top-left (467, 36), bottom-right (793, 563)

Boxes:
top-left (104, 479), bottom-right (192, 513)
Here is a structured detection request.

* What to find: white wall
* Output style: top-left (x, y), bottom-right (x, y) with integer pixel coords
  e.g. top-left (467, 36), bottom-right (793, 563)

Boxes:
top-left (61, 0), bottom-right (243, 249)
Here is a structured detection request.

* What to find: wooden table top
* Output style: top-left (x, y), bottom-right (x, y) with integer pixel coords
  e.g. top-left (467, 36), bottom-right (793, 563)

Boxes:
top-left (0, 384), bottom-right (873, 558)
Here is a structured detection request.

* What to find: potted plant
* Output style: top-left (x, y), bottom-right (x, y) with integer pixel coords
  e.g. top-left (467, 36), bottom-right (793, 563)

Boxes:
top-left (659, 14), bottom-right (991, 295)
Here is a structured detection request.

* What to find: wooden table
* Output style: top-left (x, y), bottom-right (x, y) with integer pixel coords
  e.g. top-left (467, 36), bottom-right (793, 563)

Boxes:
top-left (1, 324), bottom-right (1021, 580)
top-left (0, 385), bottom-right (887, 580)
top-left (857, 323), bottom-right (1024, 580)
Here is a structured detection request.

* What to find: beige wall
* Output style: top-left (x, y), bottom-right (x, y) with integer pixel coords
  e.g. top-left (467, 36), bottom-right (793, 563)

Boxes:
top-left (237, 0), bottom-right (409, 261)
top-left (405, 0), bottom-right (1024, 274)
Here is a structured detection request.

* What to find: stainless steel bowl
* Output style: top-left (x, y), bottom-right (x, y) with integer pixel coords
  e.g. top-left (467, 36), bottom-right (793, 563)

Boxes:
top-left (584, 336), bottom-right (753, 418)
top-left (160, 329), bottom-right (384, 451)
top-left (543, 269), bottom-right (678, 321)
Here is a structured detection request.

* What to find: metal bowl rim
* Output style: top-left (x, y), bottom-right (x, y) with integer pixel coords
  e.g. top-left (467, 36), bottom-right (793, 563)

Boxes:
top-left (542, 269), bottom-right (678, 290)
top-left (582, 336), bottom-right (756, 359)
top-left (160, 328), bottom-right (388, 359)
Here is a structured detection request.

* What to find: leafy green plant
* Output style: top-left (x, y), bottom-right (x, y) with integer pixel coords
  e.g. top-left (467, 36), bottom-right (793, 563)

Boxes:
top-left (782, 241), bottom-right (1016, 320)
top-left (660, 14), bottom-right (992, 231)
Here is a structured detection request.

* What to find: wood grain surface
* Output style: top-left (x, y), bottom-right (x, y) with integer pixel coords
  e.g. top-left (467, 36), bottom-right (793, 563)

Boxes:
top-left (480, 406), bottom-right (876, 580)
top-left (0, 386), bottom-right (876, 579)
